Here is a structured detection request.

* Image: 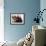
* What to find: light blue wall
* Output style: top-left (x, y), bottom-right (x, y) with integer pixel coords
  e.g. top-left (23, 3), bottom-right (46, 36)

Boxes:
top-left (4, 0), bottom-right (40, 42)
top-left (40, 0), bottom-right (46, 27)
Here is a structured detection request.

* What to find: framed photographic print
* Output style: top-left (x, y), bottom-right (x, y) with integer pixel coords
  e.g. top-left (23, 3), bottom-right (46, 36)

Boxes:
top-left (10, 13), bottom-right (25, 25)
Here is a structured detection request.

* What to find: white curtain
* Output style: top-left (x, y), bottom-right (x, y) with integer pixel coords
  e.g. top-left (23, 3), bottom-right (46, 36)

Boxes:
top-left (0, 0), bottom-right (4, 42)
